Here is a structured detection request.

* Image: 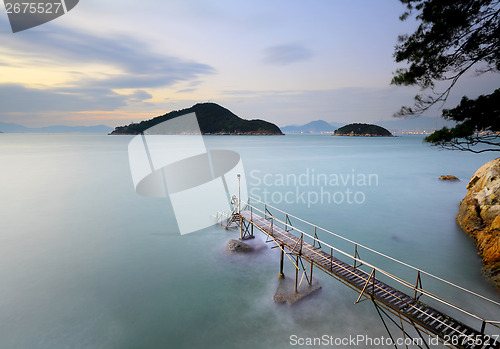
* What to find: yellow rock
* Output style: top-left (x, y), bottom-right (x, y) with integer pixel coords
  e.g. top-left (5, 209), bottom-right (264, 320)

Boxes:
top-left (457, 158), bottom-right (500, 289)
top-left (492, 215), bottom-right (500, 231)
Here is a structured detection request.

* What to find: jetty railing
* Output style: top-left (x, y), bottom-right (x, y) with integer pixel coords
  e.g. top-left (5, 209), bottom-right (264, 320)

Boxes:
top-left (240, 196), bottom-right (500, 337)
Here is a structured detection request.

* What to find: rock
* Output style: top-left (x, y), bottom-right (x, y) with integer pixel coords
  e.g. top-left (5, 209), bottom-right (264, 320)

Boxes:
top-left (273, 277), bottom-right (321, 304)
top-left (439, 175), bottom-right (460, 181)
top-left (226, 239), bottom-right (253, 253)
top-left (457, 158), bottom-right (500, 289)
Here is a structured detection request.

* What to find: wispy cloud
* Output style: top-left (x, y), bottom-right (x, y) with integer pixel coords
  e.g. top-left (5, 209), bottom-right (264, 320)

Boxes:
top-left (0, 84), bottom-right (127, 113)
top-left (176, 88), bottom-right (197, 94)
top-left (262, 43), bottom-right (313, 66)
top-left (0, 26), bottom-right (216, 123)
top-left (2, 28), bottom-right (215, 89)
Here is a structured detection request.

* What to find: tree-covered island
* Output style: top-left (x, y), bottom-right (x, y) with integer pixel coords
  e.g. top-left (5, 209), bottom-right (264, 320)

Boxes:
top-left (110, 103), bottom-right (283, 135)
top-left (333, 123), bottom-right (393, 137)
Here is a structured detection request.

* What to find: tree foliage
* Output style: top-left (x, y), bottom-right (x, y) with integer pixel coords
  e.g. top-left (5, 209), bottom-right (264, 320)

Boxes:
top-left (392, 0), bottom-right (500, 115)
top-left (110, 103), bottom-right (283, 135)
top-left (393, 0), bottom-right (500, 152)
top-left (425, 89), bottom-right (500, 152)
top-left (334, 123), bottom-right (392, 137)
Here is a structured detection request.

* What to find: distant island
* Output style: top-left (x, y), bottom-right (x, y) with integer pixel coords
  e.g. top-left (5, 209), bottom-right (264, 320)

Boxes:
top-left (333, 123), bottom-right (393, 137)
top-left (110, 103), bottom-right (283, 135)
top-left (281, 120), bottom-right (338, 134)
top-left (280, 117), bottom-right (455, 135)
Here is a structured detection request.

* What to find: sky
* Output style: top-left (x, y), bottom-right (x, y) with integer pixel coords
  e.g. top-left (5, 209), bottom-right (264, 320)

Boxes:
top-left (0, 0), bottom-right (498, 128)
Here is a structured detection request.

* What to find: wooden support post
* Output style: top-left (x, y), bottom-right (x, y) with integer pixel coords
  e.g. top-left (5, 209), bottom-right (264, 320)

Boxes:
top-left (279, 244), bottom-right (285, 278)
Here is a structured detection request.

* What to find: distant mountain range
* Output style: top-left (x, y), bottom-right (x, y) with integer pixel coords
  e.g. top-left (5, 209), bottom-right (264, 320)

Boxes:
top-left (0, 122), bottom-right (113, 134)
top-left (281, 116), bottom-right (456, 134)
top-left (281, 120), bottom-right (340, 134)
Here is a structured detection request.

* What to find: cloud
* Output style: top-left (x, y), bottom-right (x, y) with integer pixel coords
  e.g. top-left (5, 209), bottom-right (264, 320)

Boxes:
top-left (0, 26), bottom-right (217, 123)
top-left (128, 90), bottom-right (153, 103)
top-left (0, 84), bottom-right (126, 113)
top-left (2, 27), bottom-right (215, 90)
top-left (176, 88), bottom-right (197, 94)
top-left (262, 43), bottom-right (313, 66)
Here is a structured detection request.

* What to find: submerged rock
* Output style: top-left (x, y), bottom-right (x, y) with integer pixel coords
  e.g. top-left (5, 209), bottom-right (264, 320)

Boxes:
top-left (439, 175), bottom-right (460, 181)
top-left (273, 277), bottom-right (321, 305)
top-left (226, 239), bottom-right (253, 253)
top-left (457, 158), bottom-right (500, 289)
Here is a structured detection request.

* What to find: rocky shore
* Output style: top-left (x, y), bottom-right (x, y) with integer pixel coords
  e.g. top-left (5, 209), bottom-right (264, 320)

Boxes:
top-left (457, 158), bottom-right (500, 289)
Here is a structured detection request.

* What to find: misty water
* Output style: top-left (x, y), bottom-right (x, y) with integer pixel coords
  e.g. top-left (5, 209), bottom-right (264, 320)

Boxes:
top-left (0, 133), bottom-right (499, 348)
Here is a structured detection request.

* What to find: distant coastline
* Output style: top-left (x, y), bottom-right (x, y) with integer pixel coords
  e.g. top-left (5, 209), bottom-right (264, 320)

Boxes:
top-left (332, 134), bottom-right (392, 137)
top-left (0, 122), bottom-right (113, 134)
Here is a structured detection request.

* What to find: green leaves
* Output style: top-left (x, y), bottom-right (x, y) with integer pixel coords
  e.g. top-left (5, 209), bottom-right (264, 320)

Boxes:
top-left (393, 0), bottom-right (500, 116)
top-left (393, 0), bottom-right (499, 152)
top-left (424, 89), bottom-right (500, 152)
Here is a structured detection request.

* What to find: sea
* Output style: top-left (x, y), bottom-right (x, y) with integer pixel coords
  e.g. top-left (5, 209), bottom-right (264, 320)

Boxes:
top-left (0, 133), bottom-right (499, 349)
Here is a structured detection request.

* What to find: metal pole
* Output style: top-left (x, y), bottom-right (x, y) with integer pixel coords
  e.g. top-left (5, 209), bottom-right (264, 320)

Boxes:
top-left (295, 255), bottom-right (299, 293)
top-left (237, 174), bottom-right (241, 214)
top-left (240, 215), bottom-right (243, 240)
top-left (481, 320), bottom-right (486, 335)
top-left (354, 244), bottom-right (358, 269)
top-left (279, 244), bottom-right (285, 278)
top-left (330, 247), bottom-right (333, 271)
top-left (309, 261), bottom-right (313, 285)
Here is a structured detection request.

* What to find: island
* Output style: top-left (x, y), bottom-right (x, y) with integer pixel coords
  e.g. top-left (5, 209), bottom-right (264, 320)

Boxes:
top-left (109, 103), bottom-right (283, 135)
top-left (333, 123), bottom-right (393, 137)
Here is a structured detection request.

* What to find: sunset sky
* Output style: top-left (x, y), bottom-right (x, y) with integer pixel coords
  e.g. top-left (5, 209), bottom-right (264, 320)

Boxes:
top-left (0, 0), bottom-right (498, 128)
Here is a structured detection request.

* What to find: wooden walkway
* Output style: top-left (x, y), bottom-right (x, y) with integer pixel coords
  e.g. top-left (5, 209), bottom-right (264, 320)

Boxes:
top-left (237, 210), bottom-right (500, 349)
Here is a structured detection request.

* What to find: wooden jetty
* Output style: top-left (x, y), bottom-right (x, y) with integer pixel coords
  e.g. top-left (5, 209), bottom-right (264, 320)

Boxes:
top-left (220, 197), bottom-right (500, 349)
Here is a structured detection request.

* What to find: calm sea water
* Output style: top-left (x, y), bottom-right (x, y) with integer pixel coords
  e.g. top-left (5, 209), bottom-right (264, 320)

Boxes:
top-left (0, 133), bottom-right (499, 348)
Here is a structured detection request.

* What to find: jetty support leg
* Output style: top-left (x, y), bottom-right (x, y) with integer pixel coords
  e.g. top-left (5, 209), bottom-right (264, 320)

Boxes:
top-left (279, 244), bottom-right (285, 278)
top-left (309, 261), bottom-right (313, 285)
top-left (295, 255), bottom-right (299, 293)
